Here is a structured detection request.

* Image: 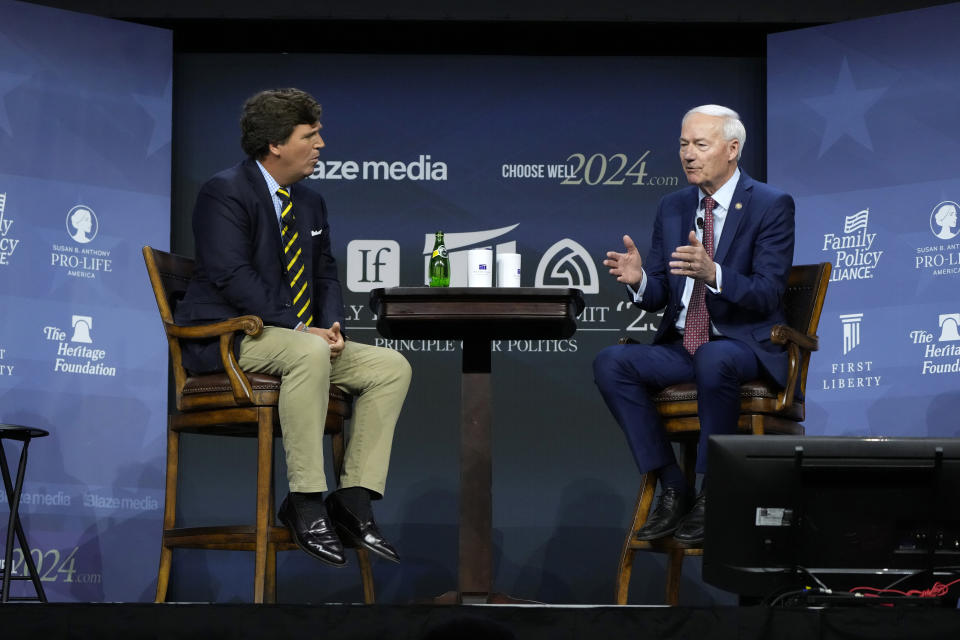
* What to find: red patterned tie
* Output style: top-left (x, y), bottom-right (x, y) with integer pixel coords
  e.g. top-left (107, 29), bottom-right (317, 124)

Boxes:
top-left (683, 196), bottom-right (716, 356)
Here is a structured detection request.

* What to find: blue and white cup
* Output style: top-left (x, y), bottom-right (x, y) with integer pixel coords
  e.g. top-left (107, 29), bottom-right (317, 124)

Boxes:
top-left (496, 253), bottom-right (521, 287)
top-left (467, 248), bottom-right (493, 287)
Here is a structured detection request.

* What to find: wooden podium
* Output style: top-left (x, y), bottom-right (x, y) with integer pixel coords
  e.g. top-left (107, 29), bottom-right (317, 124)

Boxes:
top-left (369, 287), bottom-right (584, 604)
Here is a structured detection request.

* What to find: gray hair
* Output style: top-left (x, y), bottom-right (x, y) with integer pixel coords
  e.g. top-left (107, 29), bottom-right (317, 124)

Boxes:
top-left (683, 104), bottom-right (746, 160)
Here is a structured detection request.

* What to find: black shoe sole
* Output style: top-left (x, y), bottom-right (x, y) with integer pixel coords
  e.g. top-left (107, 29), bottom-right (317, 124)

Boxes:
top-left (278, 510), bottom-right (348, 568)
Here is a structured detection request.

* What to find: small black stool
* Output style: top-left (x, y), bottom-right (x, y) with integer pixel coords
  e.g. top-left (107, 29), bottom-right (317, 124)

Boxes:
top-left (0, 424), bottom-right (49, 603)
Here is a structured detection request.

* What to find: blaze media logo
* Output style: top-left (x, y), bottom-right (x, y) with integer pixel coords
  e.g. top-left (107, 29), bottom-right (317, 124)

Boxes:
top-left (534, 238), bottom-right (599, 294)
top-left (66, 205), bottom-right (98, 244)
top-left (346, 240), bottom-right (400, 293)
top-left (839, 313), bottom-right (863, 355)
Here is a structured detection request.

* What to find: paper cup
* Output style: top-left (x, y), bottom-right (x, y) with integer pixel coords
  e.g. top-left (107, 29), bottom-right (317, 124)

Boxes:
top-left (496, 253), bottom-right (521, 287)
top-left (467, 248), bottom-right (493, 287)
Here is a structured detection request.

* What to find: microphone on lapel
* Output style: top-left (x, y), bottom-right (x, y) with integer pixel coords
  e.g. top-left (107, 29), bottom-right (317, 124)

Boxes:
top-left (696, 216), bottom-right (704, 229)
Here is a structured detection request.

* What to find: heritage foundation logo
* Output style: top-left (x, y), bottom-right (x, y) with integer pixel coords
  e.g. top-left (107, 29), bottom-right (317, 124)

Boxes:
top-left (43, 315), bottom-right (117, 377)
top-left (909, 313), bottom-right (960, 375)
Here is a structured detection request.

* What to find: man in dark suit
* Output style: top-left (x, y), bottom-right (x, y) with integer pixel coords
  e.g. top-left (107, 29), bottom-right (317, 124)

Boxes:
top-left (594, 105), bottom-right (795, 544)
top-left (175, 88), bottom-right (411, 567)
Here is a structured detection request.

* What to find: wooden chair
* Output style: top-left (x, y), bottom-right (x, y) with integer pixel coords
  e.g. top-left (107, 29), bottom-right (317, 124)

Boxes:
top-left (614, 262), bottom-right (831, 605)
top-left (143, 245), bottom-right (374, 604)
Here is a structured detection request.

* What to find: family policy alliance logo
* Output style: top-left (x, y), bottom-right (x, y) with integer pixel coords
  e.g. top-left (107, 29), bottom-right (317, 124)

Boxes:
top-left (908, 312), bottom-right (960, 375)
top-left (822, 312), bottom-right (880, 390)
top-left (0, 192), bottom-right (21, 266)
top-left (51, 205), bottom-right (112, 279)
top-left (821, 208), bottom-right (883, 282)
top-left (43, 315), bottom-right (117, 377)
top-left (915, 201), bottom-right (960, 277)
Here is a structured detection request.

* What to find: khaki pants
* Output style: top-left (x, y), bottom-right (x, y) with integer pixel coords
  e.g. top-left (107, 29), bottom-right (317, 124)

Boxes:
top-left (238, 327), bottom-right (411, 495)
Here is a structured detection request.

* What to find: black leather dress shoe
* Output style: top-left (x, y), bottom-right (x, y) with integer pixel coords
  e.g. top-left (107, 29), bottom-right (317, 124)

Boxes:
top-left (673, 492), bottom-right (706, 546)
top-left (325, 492), bottom-right (400, 563)
top-left (635, 487), bottom-right (693, 541)
top-left (278, 493), bottom-right (347, 567)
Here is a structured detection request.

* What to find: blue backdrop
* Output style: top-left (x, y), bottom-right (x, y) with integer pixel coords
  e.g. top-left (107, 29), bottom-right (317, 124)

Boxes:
top-left (768, 2), bottom-right (960, 440)
top-left (170, 53), bottom-right (763, 604)
top-left (0, 0), bottom-right (171, 601)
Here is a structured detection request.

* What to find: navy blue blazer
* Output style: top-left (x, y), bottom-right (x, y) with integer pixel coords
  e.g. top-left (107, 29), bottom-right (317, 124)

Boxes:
top-left (637, 171), bottom-right (796, 387)
top-left (175, 159), bottom-right (345, 374)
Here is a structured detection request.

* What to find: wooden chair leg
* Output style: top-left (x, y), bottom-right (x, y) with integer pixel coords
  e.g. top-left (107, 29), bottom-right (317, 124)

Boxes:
top-left (357, 548), bottom-right (376, 604)
top-left (155, 425), bottom-right (179, 603)
top-left (253, 408), bottom-right (274, 604)
top-left (614, 471), bottom-right (656, 605)
top-left (664, 549), bottom-right (684, 606)
top-left (265, 543), bottom-right (278, 604)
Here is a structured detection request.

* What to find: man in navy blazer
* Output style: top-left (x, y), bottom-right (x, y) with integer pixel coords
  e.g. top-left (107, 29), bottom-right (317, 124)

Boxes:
top-left (175, 89), bottom-right (411, 567)
top-left (594, 105), bottom-right (795, 545)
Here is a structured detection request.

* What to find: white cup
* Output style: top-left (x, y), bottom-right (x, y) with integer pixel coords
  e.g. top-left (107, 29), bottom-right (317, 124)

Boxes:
top-left (496, 253), bottom-right (521, 287)
top-left (467, 248), bottom-right (493, 287)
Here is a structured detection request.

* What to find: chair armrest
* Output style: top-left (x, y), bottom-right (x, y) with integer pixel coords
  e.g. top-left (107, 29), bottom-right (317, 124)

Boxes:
top-left (769, 324), bottom-right (818, 412)
top-left (165, 315), bottom-right (265, 406)
top-left (164, 315), bottom-right (264, 340)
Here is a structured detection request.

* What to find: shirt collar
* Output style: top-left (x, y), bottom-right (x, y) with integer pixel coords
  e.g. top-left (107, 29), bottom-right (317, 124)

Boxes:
top-left (255, 159), bottom-right (283, 197)
top-left (699, 167), bottom-right (740, 212)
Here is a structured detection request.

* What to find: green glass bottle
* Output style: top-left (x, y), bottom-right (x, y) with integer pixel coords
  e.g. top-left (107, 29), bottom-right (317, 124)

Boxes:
top-left (429, 231), bottom-right (450, 287)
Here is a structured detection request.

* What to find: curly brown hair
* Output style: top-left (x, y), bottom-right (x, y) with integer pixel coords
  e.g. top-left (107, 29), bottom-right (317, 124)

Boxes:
top-left (240, 88), bottom-right (322, 159)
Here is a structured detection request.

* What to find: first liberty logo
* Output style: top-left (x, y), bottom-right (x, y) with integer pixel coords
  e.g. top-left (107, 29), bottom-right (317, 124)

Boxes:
top-left (0, 193), bottom-right (21, 265)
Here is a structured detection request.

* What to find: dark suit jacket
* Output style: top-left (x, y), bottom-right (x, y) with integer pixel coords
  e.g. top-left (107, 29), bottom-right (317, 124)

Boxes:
top-left (637, 171), bottom-right (795, 387)
top-left (174, 159), bottom-right (345, 374)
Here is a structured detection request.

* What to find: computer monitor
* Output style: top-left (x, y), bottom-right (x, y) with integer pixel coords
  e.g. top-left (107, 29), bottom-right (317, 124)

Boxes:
top-left (703, 435), bottom-right (960, 599)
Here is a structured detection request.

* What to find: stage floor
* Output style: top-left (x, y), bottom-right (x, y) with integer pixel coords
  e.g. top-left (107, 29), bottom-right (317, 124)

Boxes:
top-left (0, 603), bottom-right (959, 639)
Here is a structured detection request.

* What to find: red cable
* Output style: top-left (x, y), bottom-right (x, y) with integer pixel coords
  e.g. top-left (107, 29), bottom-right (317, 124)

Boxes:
top-left (848, 577), bottom-right (960, 599)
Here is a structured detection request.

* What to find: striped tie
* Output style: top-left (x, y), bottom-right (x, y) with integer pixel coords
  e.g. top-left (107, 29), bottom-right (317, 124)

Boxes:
top-left (277, 187), bottom-right (312, 327)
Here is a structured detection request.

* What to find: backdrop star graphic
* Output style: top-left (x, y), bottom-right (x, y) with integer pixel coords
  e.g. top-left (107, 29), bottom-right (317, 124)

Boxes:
top-left (133, 71), bottom-right (172, 156)
top-left (804, 57), bottom-right (887, 157)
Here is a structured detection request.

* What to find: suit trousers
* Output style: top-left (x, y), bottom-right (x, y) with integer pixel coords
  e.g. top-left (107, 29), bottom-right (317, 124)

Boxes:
top-left (593, 337), bottom-right (760, 475)
top-left (238, 327), bottom-right (412, 495)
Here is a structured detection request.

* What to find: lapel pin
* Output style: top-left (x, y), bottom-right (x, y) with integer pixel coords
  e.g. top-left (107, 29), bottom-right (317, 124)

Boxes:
top-left (734, 202), bottom-right (743, 210)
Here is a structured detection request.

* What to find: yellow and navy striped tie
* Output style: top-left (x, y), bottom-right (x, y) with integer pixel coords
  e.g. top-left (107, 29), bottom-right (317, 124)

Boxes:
top-left (277, 187), bottom-right (312, 327)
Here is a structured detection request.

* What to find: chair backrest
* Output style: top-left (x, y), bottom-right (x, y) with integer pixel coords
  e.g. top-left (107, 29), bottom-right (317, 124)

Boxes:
top-left (781, 262), bottom-right (832, 399)
top-left (143, 246), bottom-right (195, 399)
top-left (783, 262), bottom-right (831, 337)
